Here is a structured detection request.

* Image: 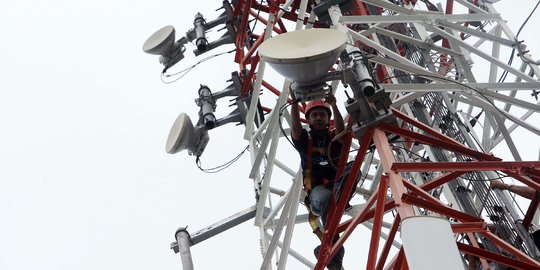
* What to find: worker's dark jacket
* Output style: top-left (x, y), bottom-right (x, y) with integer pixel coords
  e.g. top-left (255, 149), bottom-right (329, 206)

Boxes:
top-left (292, 128), bottom-right (342, 190)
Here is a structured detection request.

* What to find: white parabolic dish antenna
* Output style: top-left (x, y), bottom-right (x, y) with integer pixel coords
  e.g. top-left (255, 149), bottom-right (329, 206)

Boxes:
top-left (258, 28), bottom-right (348, 84)
top-left (166, 112), bottom-right (195, 154)
top-left (143, 25), bottom-right (176, 55)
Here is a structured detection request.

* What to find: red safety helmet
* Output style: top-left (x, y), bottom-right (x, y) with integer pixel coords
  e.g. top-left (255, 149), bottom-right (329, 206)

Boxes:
top-left (305, 99), bottom-right (332, 119)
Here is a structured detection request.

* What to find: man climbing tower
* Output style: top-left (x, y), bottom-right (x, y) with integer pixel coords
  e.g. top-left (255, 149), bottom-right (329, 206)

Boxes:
top-left (290, 92), bottom-right (345, 270)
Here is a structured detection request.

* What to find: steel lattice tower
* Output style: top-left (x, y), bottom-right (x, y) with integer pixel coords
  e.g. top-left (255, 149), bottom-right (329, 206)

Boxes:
top-left (149, 0), bottom-right (540, 269)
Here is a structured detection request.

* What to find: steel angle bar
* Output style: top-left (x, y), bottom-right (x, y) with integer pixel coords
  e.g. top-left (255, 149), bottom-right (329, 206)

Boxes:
top-left (383, 82), bottom-right (540, 92)
top-left (347, 31), bottom-right (424, 71)
top-left (367, 174), bottom-right (389, 268)
top-left (427, 26), bottom-right (538, 83)
top-left (492, 26), bottom-right (506, 88)
top-left (390, 92), bottom-right (427, 108)
top-left (362, 218), bottom-right (395, 230)
top-left (487, 108), bottom-right (524, 153)
top-left (402, 180), bottom-right (453, 207)
top-left (361, 221), bottom-right (401, 248)
top-left (400, 193), bottom-right (483, 222)
top-left (252, 107), bottom-right (273, 139)
top-left (337, 200), bottom-right (396, 233)
top-left (492, 106), bottom-right (537, 146)
top-left (480, 2), bottom-right (518, 41)
top-left (245, 63), bottom-right (267, 139)
top-left (332, 187), bottom-right (379, 265)
top-left (380, 83), bottom-right (464, 92)
top-left (190, 205), bottom-right (261, 245)
top-left (340, 13), bottom-right (501, 24)
top-left (523, 193), bottom-right (540, 228)
top-left (276, 0), bottom-right (295, 20)
top-left (481, 109), bottom-right (500, 150)
top-left (482, 2), bottom-right (540, 77)
top-left (450, 222), bottom-right (488, 233)
top-left (253, 89), bottom-right (290, 226)
top-left (273, 158), bottom-right (297, 177)
top-left (367, 161), bottom-right (385, 194)
top-left (361, 151), bottom-right (377, 184)
top-left (380, 123), bottom-right (498, 160)
top-left (439, 91), bottom-right (485, 153)
top-left (481, 231), bottom-right (540, 267)
top-left (271, 0), bottom-right (306, 243)
top-left (419, 171), bottom-right (467, 192)
top-left (358, 22), bottom-right (394, 37)
top-left (368, 55), bottom-right (442, 80)
top-left (437, 20), bottom-right (514, 48)
top-left (457, 242), bottom-right (540, 270)
top-left (503, 62), bottom-right (528, 112)
top-left (492, 113), bottom-right (523, 161)
top-left (388, 108), bottom-right (464, 147)
top-left (392, 161), bottom-right (540, 172)
top-left (452, 93), bottom-right (540, 136)
top-left (471, 24), bottom-right (502, 49)
top-left (387, 247), bottom-right (407, 270)
top-left (291, 213), bottom-right (310, 224)
top-left (244, 8), bottom-right (277, 139)
top-left (277, 127), bottom-right (292, 139)
top-left (472, 89), bottom-right (540, 113)
top-left (329, 5), bottom-right (354, 41)
top-left (275, 239), bottom-right (315, 269)
top-left (264, 231), bottom-right (316, 269)
top-left (293, 0), bottom-right (309, 30)
top-left (436, 22), bottom-right (478, 81)
top-left (269, 187), bottom-right (286, 196)
top-left (252, 129), bottom-right (277, 224)
top-left (249, 88), bottom-right (289, 179)
top-left (259, 175), bottom-right (295, 270)
top-left (373, 129), bottom-right (416, 218)
top-left (277, 128), bottom-right (292, 138)
top-left (359, 0), bottom-right (415, 15)
top-left (278, 170), bottom-right (304, 270)
top-left (371, 26), bottom-right (462, 56)
top-left (455, 0), bottom-right (487, 15)
top-left (264, 183), bottom-right (294, 229)
top-left (482, 108), bottom-right (495, 151)
top-left (375, 215), bottom-right (401, 270)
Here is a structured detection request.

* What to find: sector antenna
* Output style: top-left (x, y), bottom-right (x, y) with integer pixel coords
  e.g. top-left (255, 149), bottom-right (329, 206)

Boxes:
top-left (144, 1), bottom-right (540, 269)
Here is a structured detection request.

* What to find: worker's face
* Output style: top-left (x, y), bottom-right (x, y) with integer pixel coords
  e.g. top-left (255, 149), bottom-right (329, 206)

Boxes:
top-left (307, 108), bottom-right (329, 131)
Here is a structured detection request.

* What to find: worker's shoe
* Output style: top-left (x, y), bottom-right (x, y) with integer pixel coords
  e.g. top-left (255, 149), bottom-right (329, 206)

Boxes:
top-left (327, 246), bottom-right (344, 270)
top-left (313, 245), bottom-right (345, 270)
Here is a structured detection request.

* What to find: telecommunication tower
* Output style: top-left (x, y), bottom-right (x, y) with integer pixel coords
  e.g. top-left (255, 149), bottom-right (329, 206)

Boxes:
top-left (144, 0), bottom-right (540, 269)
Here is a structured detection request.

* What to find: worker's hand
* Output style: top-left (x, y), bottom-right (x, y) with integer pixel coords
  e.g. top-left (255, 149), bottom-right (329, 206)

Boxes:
top-left (289, 89), bottom-right (299, 105)
top-left (490, 180), bottom-right (508, 190)
top-left (290, 90), bottom-right (296, 100)
top-left (325, 93), bottom-right (336, 106)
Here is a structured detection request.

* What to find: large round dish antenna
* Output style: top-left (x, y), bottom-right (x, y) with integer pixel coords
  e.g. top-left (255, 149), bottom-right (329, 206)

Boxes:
top-left (258, 28), bottom-right (347, 84)
top-left (166, 113), bottom-right (195, 154)
top-left (143, 25), bottom-right (176, 55)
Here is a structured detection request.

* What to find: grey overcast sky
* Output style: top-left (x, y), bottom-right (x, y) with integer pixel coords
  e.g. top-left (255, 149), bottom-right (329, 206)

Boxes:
top-left (1, 1), bottom-right (539, 270)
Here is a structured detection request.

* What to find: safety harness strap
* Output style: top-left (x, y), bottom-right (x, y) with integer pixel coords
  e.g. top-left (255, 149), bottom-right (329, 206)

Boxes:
top-left (308, 213), bottom-right (324, 241)
top-left (304, 136), bottom-right (314, 191)
top-left (304, 131), bottom-right (335, 241)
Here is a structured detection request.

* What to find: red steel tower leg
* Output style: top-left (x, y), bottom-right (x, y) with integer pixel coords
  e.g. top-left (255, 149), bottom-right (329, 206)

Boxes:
top-left (314, 111), bottom-right (540, 269)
